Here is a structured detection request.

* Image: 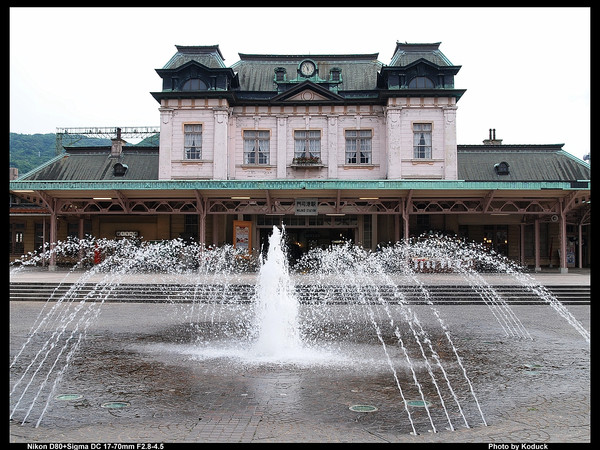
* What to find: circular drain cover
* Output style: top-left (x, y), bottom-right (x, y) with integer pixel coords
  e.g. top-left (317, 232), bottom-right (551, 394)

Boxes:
top-left (406, 400), bottom-right (431, 408)
top-left (349, 404), bottom-right (378, 413)
top-left (55, 394), bottom-right (83, 401)
top-left (101, 401), bottom-right (130, 409)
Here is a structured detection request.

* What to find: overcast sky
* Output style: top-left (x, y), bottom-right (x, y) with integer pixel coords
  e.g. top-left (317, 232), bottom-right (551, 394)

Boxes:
top-left (10, 7), bottom-right (590, 160)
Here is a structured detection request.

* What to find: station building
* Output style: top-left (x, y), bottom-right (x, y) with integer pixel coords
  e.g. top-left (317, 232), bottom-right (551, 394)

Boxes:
top-left (9, 42), bottom-right (591, 271)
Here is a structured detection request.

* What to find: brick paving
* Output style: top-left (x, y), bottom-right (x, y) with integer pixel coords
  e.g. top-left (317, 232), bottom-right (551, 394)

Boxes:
top-left (9, 269), bottom-right (590, 444)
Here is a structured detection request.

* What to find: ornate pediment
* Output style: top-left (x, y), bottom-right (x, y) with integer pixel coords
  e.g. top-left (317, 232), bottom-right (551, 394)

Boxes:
top-left (271, 81), bottom-right (344, 104)
top-left (285, 89), bottom-right (332, 102)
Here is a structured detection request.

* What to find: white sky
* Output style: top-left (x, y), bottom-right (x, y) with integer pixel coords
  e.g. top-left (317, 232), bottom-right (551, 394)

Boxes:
top-left (10, 7), bottom-right (590, 160)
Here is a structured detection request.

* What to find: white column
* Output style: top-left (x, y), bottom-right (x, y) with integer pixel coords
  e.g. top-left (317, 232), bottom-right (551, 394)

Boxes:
top-left (276, 116), bottom-right (287, 178)
top-left (213, 108), bottom-right (229, 180)
top-left (158, 107), bottom-right (174, 180)
top-left (442, 104), bottom-right (458, 180)
top-left (386, 106), bottom-right (402, 179)
top-left (228, 114), bottom-right (237, 179)
top-left (327, 115), bottom-right (338, 178)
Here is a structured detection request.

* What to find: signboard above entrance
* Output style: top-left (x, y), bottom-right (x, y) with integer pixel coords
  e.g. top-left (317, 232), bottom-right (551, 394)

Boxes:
top-left (295, 198), bottom-right (318, 216)
top-left (115, 231), bottom-right (139, 238)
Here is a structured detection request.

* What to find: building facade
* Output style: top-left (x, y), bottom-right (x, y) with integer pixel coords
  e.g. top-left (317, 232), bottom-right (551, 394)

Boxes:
top-left (9, 43), bottom-right (591, 271)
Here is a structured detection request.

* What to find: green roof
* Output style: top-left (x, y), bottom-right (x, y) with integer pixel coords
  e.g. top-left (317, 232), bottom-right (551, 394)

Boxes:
top-left (13, 143), bottom-right (590, 192)
top-left (162, 45), bottom-right (227, 69)
top-left (20, 147), bottom-right (159, 181)
top-left (231, 53), bottom-right (383, 92)
top-left (389, 42), bottom-right (455, 67)
top-left (457, 145), bottom-right (590, 182)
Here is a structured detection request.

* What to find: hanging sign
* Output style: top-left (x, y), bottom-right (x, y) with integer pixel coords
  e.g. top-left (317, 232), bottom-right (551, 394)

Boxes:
top-left (295, 198), bottom-right (318, 216)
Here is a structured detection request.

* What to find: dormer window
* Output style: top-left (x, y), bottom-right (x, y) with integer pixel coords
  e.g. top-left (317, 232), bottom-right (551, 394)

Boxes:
top-left (408, 76), bottom-right (434, 88)
top-left (113, 162), bottom-right (128, 177)
top-left (494, 161), bottom-right (510, 175)
top-left (274, 67), bottom-right (286, 82)
top-left (181, 78), bottom-right (208, 91)
top-left (330, 68), bottom-right (341, 82)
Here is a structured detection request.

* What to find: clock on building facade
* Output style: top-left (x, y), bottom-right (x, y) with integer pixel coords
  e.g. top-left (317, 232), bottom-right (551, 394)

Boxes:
top-left (299, 60), bottom-right (316, 77)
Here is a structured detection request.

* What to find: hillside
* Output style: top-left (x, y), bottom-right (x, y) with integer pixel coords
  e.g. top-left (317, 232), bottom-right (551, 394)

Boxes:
top-left (9, 133), bottom-right (57, 175)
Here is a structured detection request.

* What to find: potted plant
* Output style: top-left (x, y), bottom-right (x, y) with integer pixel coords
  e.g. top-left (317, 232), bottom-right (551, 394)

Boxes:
top-left (292, 155), bottom-right (321, 165)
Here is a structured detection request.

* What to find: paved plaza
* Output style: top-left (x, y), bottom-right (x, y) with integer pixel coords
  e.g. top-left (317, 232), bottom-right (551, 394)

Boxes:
top-left (9, 269), bottom-right (590, 444)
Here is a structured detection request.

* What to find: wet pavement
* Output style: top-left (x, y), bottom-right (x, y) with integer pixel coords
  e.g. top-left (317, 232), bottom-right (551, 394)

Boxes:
top-left (9, 293), bottom-right (590, 444)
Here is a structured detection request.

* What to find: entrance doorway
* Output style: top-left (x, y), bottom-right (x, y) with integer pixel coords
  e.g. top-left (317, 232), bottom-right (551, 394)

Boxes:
top-left (258, 227), bottom-right (354, 265)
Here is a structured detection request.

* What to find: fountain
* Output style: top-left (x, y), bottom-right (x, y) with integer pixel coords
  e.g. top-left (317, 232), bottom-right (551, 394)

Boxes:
top-left (252, 226), bottom-right (302, 357)
top-left (9, 227), bottom-right (590, 438)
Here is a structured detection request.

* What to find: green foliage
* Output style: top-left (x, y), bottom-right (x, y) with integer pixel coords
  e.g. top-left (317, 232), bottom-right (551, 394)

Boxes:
top-left (9, 133), bottom-right (57, 175)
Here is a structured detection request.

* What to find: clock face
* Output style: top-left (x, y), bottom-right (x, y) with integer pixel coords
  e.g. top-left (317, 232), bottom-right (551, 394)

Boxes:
top-left (300, 60), bottom-right (315, 77)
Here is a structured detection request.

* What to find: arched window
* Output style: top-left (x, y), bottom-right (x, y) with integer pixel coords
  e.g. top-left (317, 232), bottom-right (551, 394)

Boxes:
top-left (408, 76), bottom-right (434, 89)
top-left (181, 78), bottom-right (208, 91)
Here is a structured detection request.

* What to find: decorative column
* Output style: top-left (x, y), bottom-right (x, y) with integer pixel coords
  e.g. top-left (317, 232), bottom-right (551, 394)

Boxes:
top-left (559, 201), bottom-right (568, 273)
top-left (327, 115), bottom-right (338, 179)
top-left (385, 107), bottom-right (402, 179)
top-left (442, 104), bottom-right (458, 180)
top-left (213, 108), bottom-right (229, 180)
top-left (276, 116), bottom-right (287, 178)
top-left (228, 114), bottom-right (237, 179)
top-left (158, 107), bottom-right (174, 180)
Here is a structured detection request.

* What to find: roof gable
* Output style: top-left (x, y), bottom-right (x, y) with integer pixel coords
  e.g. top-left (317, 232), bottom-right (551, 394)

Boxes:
top-left (271, 81), bottom-right (344, 103)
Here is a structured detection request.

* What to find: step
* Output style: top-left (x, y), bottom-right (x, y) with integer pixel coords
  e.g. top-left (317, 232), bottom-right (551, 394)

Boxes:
top-left (9, 282), bottom-right (589, 305)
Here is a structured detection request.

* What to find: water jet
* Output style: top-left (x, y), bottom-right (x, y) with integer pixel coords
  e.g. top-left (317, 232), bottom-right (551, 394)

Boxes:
top-left (9, 227), bottom-right (589, 437)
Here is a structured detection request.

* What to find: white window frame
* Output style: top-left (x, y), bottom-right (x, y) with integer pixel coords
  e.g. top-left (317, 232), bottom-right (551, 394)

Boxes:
top-left (413, 123), bottom-right (432, 159)
top-left (345, 129), bottom-right (372, 164)
top-left (243, 130), bottom-right (270, 165)
top-left (184, 124), bottom-right (203, 160)
top-left (294, 130), bottom-right (321, 160)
